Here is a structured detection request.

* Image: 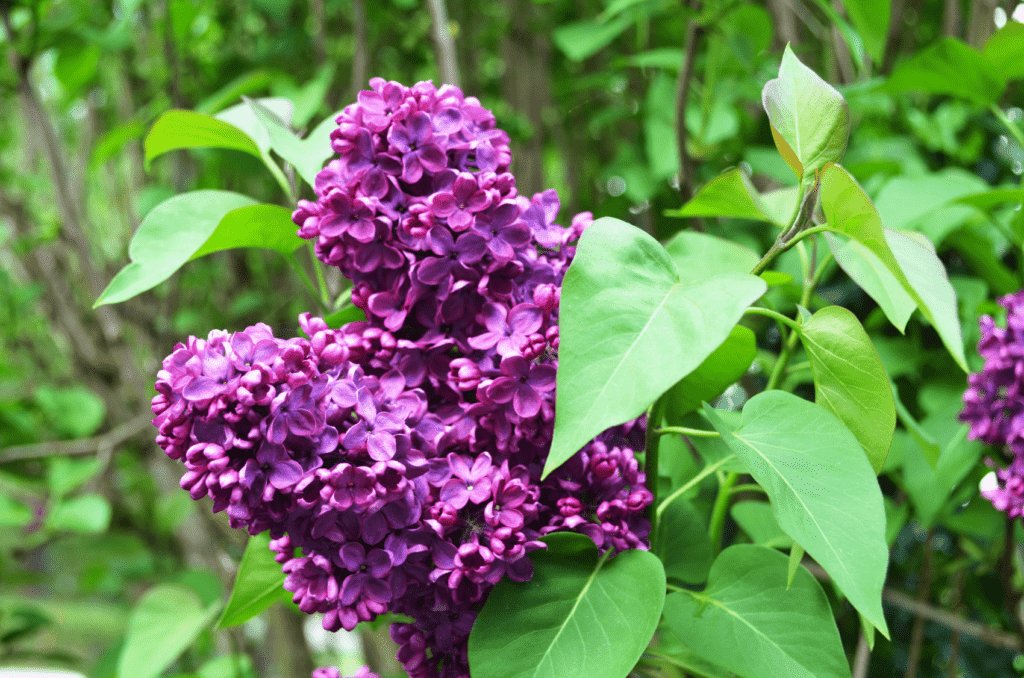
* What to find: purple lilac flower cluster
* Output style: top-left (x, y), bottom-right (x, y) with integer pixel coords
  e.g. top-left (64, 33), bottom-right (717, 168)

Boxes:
top-left (153, 79), bottom-right (653, 678)
top-left (961, 290), bottom-right (1024, 518)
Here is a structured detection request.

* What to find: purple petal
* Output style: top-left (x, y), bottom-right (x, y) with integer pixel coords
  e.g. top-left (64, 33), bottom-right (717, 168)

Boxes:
top-left (513, 384), bottom-right (542, 418)
top-left (269, 460), bottom-right (304, 489)
top-left (407, 112), bottom-right (433, 145)
top-left (182, 377), bottom-right (221, 401)
top-left (367, 431), bottom-right (397, 461)
top-left (527, 364), bottom-right (557, 391)
top-left (485, 377), bottom-right (518, 404)
top-left (417, 145), bottom-right (449, 173)
top-left (340, 541), bottom-right (366, 571)
top-left (508, 304), bottom-right (543, 335)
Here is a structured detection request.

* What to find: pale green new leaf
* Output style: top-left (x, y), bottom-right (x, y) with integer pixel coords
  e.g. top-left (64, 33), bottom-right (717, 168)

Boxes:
top-left (217, 532), bottom-right (292, 629)
top-left (665, 168), bottom-right (780, 225)
top-left (144, 110), bottom-right (261, 169)
top-left (762, 45), bottom-right (850, 179)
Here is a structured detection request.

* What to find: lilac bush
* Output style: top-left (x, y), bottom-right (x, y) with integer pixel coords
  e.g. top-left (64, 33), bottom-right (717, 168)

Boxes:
top-left (962, 290), bottom-right (1024, 518)
top-left (152, 79), bottom-right (652, 678)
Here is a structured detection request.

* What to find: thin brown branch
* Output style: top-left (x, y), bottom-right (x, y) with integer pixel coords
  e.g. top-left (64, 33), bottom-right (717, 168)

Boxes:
top-left (852, 631), bottom-right (871, 678)
top-left (0, 414), bottom-right (153, 462)
top-left (426, 0), bottom-right (461, 87)
top-left (674, 16), bottom-right (701, 205)
top-left (905, 530), bottom-right (934, 678)
top-left (803, 561), bottom-right (1024, 653)
top-left (351, 0), bottom-right (368, 98)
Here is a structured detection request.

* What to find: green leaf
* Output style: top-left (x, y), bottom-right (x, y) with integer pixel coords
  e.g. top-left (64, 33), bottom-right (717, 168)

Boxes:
top-left (825, 233), bottom-right (915, 333)
top-left (548, 218), bottom-right (766, 477)
top-left (654, 495), bottom-right (714, 584)
top-left (216, 531), bottom-right (290, 629)
top-left (118, 584), bottom-right (222, 678)
top-left (731, 501), bottom-right (792, 549)
top-left (244, 97), bottom-right (336, 187)
top-left (144, 110), bottom-right (262, 169)
top-left (34, 385), bottom-right (106, 439)
top-left (0, 494), bottom-right (33, 528)
top-left (884, 228), bottom-right (967, 371)
top-left (96, 191), bottom-right (257, 306)
top-left (664, 230), bottom-right (761, 282)
top-left (840, 0), bottom-right (890, 62)
top-left (553, 15), bottom-right (633, 62)
top-left (955, 187), bottom-right (1024, 211)
top-left (762, 45), bottom-right (851, 179)
top-left (47, 456), bottom-right (104, 498)
top-left (45, 494), bottom-right (111, 533)
top-left (901, 424), bottom-right (981, 528)
top-left (892, 383), bottom-right (941, 469)
top-left (190, 204), bottom-right (303, 259)
top-left (704, 391), bottom-right (889, 637)
top-left (468, 532), bottom-right (665, 678)
top-left (215, 97), bottom-right (294, 153)
top-left (665, 169), bottom-right (779, 224)
top-left (682, 410), bottom-right (749, 474)
top-left (882, 38), bottom-right (1005, 104)
top-left (324, 304), bottom-right (367, 328)
top-left (787, 543), bottom-right (805, 588)
top-left (663, 545), bottom-right (850, 678)
top-left (760, 187), bottom-right (800, 227)
top-left (873, 168), bottom-right (989, 244)
top-left (801, 306), bottom-right (895, 473)
top-left (982, 22), bottom-right (1024, 82)
top-left (664, 325), bottom-right (757, 422)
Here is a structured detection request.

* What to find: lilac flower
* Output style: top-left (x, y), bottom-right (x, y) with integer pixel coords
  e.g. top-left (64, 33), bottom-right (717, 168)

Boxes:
top-left (467, 302), bottom-right (543, 357)
top-left (388, 112), bottom-right (448, 183)
top-left (439, 452), bottom-right (493, 509)
top-left (484, 355), bottom-right (557, 418)
top-left (343, 388), bottom-right (407, 461)
top-left (428, 172), bottom-right (491, 231)
top-left (339, 542), bottom-right (394, 605)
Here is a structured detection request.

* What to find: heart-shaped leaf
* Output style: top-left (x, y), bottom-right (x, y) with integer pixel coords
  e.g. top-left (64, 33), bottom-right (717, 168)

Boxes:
top-left (468, 532), bottom-right (665, 678)
top-left (664, 325), bottom-right (757, 423)
top-left (547, 218), bottom-right (766, 477)
top-left (801, 305), bottom-right (895, 473)
top-left (655, 494), bottom-right (714, 584)
top-left (118, 584), bottom-right (222, 678)
top-left (664, 230), bottom-right (761, 282)
top-left (217, 531), bottom-right (292, 629)
top-left (762, 45), bottom-right (850, 179)
top-left (663, 544), bottom-right (849, 678)
top-left (704, 391), bottom-right (889, 636)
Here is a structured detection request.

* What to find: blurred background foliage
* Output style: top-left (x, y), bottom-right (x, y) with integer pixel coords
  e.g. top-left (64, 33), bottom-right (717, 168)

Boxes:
top-left (1, 0), bottom-right (1024, 676)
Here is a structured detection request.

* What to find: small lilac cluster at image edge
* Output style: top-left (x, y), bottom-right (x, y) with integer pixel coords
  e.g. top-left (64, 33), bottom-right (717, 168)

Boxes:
top-left (962, 290), bottom-right (1024, 518)
top-left (152, 78), bottom-right (653, 678)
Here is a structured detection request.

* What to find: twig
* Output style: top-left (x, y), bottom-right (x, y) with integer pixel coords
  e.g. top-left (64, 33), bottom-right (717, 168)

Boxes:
top-left (852, 631), bottom-right (871, 678)
top-left (426, 0), bottom-right (461, 87)
top-left (802, 561), bottom-right (1024, 653)
top-left (0, 413), bottom-right (153, 462)
top-left (947, 567), bottom-right (965, 677)
top-left (905, 529), bottom-right (934, 678)
top-left (309, 0), bottom-right (327, 65)
top-left (674, 14), bottom-right (702, 205)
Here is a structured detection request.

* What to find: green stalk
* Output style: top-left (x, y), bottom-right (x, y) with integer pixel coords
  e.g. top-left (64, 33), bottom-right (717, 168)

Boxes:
top-left (708, 471), bottom-right (738, 553)
top-left (655, 454), bottom-right (736, 524)
top-left (654, 425), bottom-right (720, 438)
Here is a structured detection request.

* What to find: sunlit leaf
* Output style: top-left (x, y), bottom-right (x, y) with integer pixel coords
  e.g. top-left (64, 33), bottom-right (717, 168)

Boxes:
top-left (883, 38), bottom-right (1005, 103)
top-left (144, 110), bottom-right (261, 169)
top-left (216, 532), bottom-right (291, 629)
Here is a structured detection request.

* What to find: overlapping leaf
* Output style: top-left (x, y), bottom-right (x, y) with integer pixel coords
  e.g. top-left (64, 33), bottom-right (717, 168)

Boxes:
top-left (468, 532), bottom-right (665, 678)
top-left (217, 532), bottom-right (292, 629)
top-left (704, 391), bottom-right (889, 636)
top-left (548, 218), bottom-right (766, 477)
top-left (801, 306), bottom-right (895, 472)
top-left (663, 545), bottom-right (849, 678)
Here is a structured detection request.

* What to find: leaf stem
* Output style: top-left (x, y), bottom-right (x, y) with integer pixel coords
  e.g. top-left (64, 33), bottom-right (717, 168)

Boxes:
top-left (729, 483), bottom-right (766, 495)
top-left (307, 243), bottom-right (331, 308)
top-left (708, 471), bottom-right (739, 553)
top-left (655, 454), bottom-right (736, 523)
top-left (744, 306), bottom-right (804, 334)
top-left (654, 425), bottom-right (721, 438)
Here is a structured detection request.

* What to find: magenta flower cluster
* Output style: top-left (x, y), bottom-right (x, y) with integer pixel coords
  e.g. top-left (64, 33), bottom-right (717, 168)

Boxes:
top-left (962, 290), bottom-right (1024, 518)
top-left (152, 78), bottom-right (652, 678)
